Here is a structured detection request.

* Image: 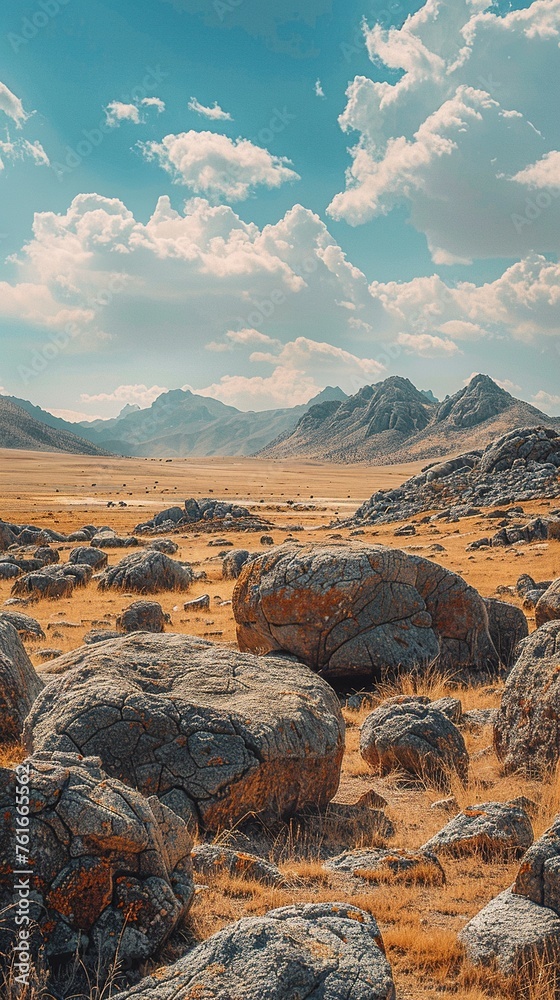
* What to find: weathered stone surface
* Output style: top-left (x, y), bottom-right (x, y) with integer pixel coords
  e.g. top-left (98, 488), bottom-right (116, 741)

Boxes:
top-left (11, 568), bottom-right (74, 599)
top-left (494, 621), bottom-right (560, 776)
top-left (422, 801), bottom-right (533, 858)
top-left (24, 634), bottom-right (345, 832)
top-left (222, 548), bottom-right (251, 579)
top-left (112, 902), bottom-right (396, 1000)
top-left (0, 521), bottom-right (17, 550)
top-left (0, 561), bottom-right (21, 579)
top-left (34, 545), bottom-right (60, 565)
top-left (0, 621), bottom-right (43, 740)
top-left (459, 888), bottom-right (560, 976)
top-left (69, 545), bottom-right (108, 569)
top-left (98, 550), bottom-right (193, 593)
top-left (116, 600), bottom-right (169, 633)
top-left (91, 531), bottom-right (139, 548)
top-left (0, 752), bottom-right (194, 973)
top-left (514, 815), bottom-right (560, 913)
top-left (483, 598), bottom-right (528, 669)
top-left (234, 543), bottom-right (499, 682)
top-left (535, 579), bottom-right (560, 628)
top-left (324, 847), bottom-right (445, 884)
top-left (148, 538), bottom-right (179, 555)
top-left (360, 700), bottom-right (469, 791)
top-left (192, 844), bottom-right (283, 885)
top-left (0, 610), bottom-right (45, 639)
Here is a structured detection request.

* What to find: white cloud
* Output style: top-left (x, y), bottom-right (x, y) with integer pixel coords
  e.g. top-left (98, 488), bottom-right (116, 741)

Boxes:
top-left (140, 130), bottom-right (299, 201)
top-left (397, 332), bottom-right (459, 357)
top-left (315, 79), bottom-right (325, 98)
top-left (47, 408), bottom-right (104, 422)
top-left (0, 138), bottom-right (49, 170)
top-left (328, 0), bottom-right (560, 261)
top-left (188, 97), bottom-right (232, 121)
top-left (105, 101), bottom-right (141, 127)
top-left (141, 97), bottom-right (165, 113)
top-left (80, 384), bottom-right (168, 406)
top-left (532, 390), bottom-right (560, 414)
top-left (0, 81), bottom-right (28, 126)
top-left (188, 368), bottom-right (320, 410)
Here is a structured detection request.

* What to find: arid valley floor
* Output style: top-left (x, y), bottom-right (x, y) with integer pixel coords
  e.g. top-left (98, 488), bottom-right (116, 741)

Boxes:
top-left (2, 448), bottom-right (560, 999)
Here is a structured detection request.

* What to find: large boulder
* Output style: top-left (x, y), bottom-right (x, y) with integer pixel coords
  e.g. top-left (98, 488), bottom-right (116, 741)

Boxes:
top-left (0, 610), bottom-right (45, 640)
top-left (112, 902), bottom-right (396, 1000)
top-left (483, 598), bottom-right (528, 669)
top-left (222, 548), bottom-right (251, 580)
top-left (11, 568), bottom-right (74, 599)
top-left (459, 888), bottom-right (560, 977)
top-left (0, 620), bottom-right (43, 740)
top-left (0, 521), bottom-right (17, 550)
top-left (422, 801), bottom-right (533, 858)
top-left (98, 550), bottom-right (193, 593)
top-left (494, 621), bottom-right (560, 776)
top-left (116, 600), bottom-right (169, 633)
top-left (68, 545), bottom-right (108, 569)
top-left (23, 634), bottom-right (345, 832)
top-left (0, 752), bottom-right (194, 974)
top-left (360, 698), bottom-right (469, 791)
top-left (191, 844), bottom-right (283, 885)
top-left (514, 814), bottom-right (560, 913)
top-left (536, 579), bottom-right (560, 629)
top-left (233, 543), bottom-right (499, 682)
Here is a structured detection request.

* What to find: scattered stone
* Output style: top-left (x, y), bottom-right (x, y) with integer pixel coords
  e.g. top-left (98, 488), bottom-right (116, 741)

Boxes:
top-left (192, 845), bottom-right (283, 885)
top-left (36, 647), bottom-right (64, 660)
top-left (260, 535), bottom-right (274, 545)
top-left (0, 562), bottom-right (21, 580)
top-left (98, 550), bottom-right (193, 594)
top-left (183, 594), bottom-right (210, 611)
top-left (431, 797), bottom-right (459, 813)
top-left (422, 801), bottom-right (533, 858)
top-left (34, 546), bottom-right (59, 565)
top-left (324, 847), bottom-right (445, 884)
top-left (83, 629), bottom-right (121, 644)
top-left (69, 546), bottom-right (108, 569)
top-left (148, 538), bottom-right (179, 555)
top-left (222, 548), bottom-right (251, 579)
top-left (91, 531), bottom-right (139, 548)
top-left (116, 600), bottom-right (169, 633)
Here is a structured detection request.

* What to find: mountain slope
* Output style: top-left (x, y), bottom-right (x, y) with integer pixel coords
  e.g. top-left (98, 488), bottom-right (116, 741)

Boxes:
top-left (260, 375), bottom-right (560, 464)
top-left (0, 397), bottom-right (111, 455)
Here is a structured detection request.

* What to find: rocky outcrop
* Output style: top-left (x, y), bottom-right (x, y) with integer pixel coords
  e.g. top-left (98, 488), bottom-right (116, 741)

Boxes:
top-left (11, 567), bottom-right (75, 599)
top-left (0, 752), bottom-right (194, 973)
top-left (111, 903), bottom-right (396, 1000)
top-left (494, 622), bottom-right (560, 776)
top-left (0, 620), bottom-right (43, 739)
top-left (514, 814), bottom-right (560, 912)
top-left (98, 550), bottom-right (193, 593)
top-left (234, 543), bottom-right (499, 682)
top-left (360, 699), bottom-right (469, 792)
top-left (24, 634), bottom-right (345, 832)
top-left (0, 610), bottom-right (45, 639)
top-left (423, 801), bottom-right (533, 858)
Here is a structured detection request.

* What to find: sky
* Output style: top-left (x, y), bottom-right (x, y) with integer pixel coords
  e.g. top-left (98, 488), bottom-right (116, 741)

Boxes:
top-left (0, 0), bottom-right (559, 421)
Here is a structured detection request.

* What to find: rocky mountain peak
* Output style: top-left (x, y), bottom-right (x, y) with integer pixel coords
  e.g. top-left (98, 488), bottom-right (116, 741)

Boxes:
top-left (435, 374), bottom-right (512, 429)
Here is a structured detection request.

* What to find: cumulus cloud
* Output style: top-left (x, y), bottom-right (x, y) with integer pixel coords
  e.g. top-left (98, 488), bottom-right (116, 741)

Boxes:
top-left (104, 97), bottom-right (165, 127)
top-left (315, 79), bottom-right (325, 98)
top-left (141, 97), bottom-right (165, 113)
top-left (328, 0), bottom-right (560, 260)
top-left (397, 332), bottom-right (459, 357)
top-left (188, 368), bottom-right (320, 410)
top-left (532, 390), bottom-right (560, 414)
top-left (140, 131), bottom-right (299, 201)
top-left (80, 384), bottom-right (168, 406)
top-left (0, 81), bottom-right (28, 126)
top-left (188, 97), bottom-right (232, 121)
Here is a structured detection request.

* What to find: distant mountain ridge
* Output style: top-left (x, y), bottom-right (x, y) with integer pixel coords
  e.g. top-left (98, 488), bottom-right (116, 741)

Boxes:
top-left (259, 375), bottom-right (560, 464)
top-left (0, 397), bottom-right (110, 456)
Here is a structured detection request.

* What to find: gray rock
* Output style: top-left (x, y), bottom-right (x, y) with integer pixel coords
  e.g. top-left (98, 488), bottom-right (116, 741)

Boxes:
top-left (11, 569), bottom-right (74, 599)
top-left (192, 844), bottom-right (283, 885)
top-left (0, 521), bottom-right (17, 550)
top-left (183, 594), bottom-right (210, 611)
top-left (0, 610), bottom-right (45, 639)
top-left (459, 888), bottom-right (560, 977)
top-left (23, 633), bottom-right (345, 832)
top-left (431, 696), bottom-right (462, 724)
top-left (0, 752), bottom-right (194, 975)
top-left (91, 532), bottom-right (139, 548)
top-left (536, 578), bottom-right (560, 628)
top-left (98, 550), bottom-right (193, 594)
top-left (234, 543), bottom-right (499, 682)
top-left (222, 548), bottom-right (251, 580)
top-left (33, 546), bottom-right (59, 565)
top-left (484, 598), bottom-right (528, 669)
top-left (494, 621), bottom-right (560, 776)
top-left (0, 620), bottom-right (43, 739)
top-left (360, 700), bottom-right (469, 792)
top-left (83, 629), bottom-right (121, 644)
top-left (148, 538), bottom-right (179, 555)
top-left (324, 847), bottom-right (445, 884)
top-left (112, 902), bottom-right (396, 1000)
top-left (116, 600), bottom-right (169, 633)
top-left (422, 801), bottom-right (533, 858)
top-left (69, 546), bottom-right (108, 569)
top-left (514, 814), bottom-right (560, 913)
top-left (154, 506), bottom-right (186, 527)
top-left (0, 562), bottom-right (21, 580)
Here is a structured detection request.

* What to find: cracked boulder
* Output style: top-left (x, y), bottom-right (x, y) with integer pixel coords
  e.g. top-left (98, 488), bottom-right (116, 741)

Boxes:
top-left (112, 902), bottom-right (396, 1000)
top-left (0, 620), bottom-right (43, 740)
top-left (98, 550), bottom-right (193, 593)
top-left (324, 847), bottom-right (445, 885)
top-left (23, 633), bottom-right (345, 832)
top-left (0, 752), bottom-right (194, 974)
top-left (535, 578), bottom-right (560, 629)
top-left (423, 801), bottom-right (533, 858)
top-left (233, 543), bottom-right (499, 682)
top-left (494, 621), bottom-right (560, 777)
top-left (360, 698), bottom-right (469, 791)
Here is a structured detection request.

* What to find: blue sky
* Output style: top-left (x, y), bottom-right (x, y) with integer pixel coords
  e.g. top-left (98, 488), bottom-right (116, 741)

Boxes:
top-left (0, 0), bottom-right (558, 419)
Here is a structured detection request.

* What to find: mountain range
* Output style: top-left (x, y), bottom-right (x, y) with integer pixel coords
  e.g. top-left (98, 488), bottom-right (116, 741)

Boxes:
top-left (2, 375), bottom-right (559, 463)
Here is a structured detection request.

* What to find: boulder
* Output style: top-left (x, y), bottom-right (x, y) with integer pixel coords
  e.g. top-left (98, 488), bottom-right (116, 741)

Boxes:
top-left (0, 752), bottom-right (194, 973)
top-left (0, 521), bottom-right (17, 550)
top-left (422, 801), bottom-right (533, 858)
top-left (360, 699), bottom-right (469, 791)
top-left (233, 543), bottom-right (499, 682)
top-left (98, 550), bottom-right (193, 594)
top-left (323, 847), bottom-right (445, 884)
top-left (192, 845), bottom-right (283, 885)
top-left (111, 902), bottom-right (396, 1000)
top-left (91, 532), bottom-right (139, 548)
top-left (23, 634), bottom-right (345, 832)
top-left (479, 426), bottom-right (560, 475)
top-left (483, 598), bottom-right (528, 669)
top-left (514, 814), bottom-right (560, 913)
top-left (34, 546), bottom-right (59, 565)
top-left (11, 569), bottom-right (74, 599)
top-left (222, 548), bottom-right (251, 580)
top-left (459, 888), bottom-right (560, 977)
top-left (0, 621), bottom-right (44, 740)
top-left (494, 621), bottom-right (560, 776)
top-left (61, 562), bottom-right (92, 586)
top-left (154, 506), bottom-right (185, 527)
top-left (0, 562), bottom-right (21, 580)
top-left (0, 610), bottom-right (45, 639)
top-left (535, 579), bottom-right (560, 628)
top-left (68, 546), bottom-right (108, 569)
top-left (116, 600), bottom-right (169, 633)
top-left (148, 538), bottom-right (179, 555)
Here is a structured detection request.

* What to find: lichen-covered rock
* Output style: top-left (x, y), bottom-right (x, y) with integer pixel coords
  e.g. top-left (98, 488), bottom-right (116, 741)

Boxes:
top-left (98, 550), bottom-right (193, 594)
top-left (324, 848), bottom-right (445, 884)
top-left (112, 902), bottom-right (396, 1000)
top-left (233, 543), bottom-right (499, 682)
top-left (222, 548), bottom-right (251, 580)
top-left (494, 621), bottom-right (560, 776)
top-left (116, 600), bottom-right (169, 633)
top-left (459, 888), bottom-right (560, 976)
top-left (0, 621), bottom-right (43, 740)
top-left (192, 845), bottom-right (283, 885)
top-left (535, 579), bottom-right (560, 629)
top-left (69, 545), bottom-right (108, 569)
top-left (23, 634), bottom-right (345, 832)
top-left (0, 610), bottom-right (45, 639)
top-left (514, 815), bottom-right (560, 913)
top-left (0, 752), bottom-right (194, 973)
top-left (422, 801), bottom-right (533, 858)
top-left (360, 700), bottom-right (469, 791)
top-left (483, 598), bottom-right (528, 669)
